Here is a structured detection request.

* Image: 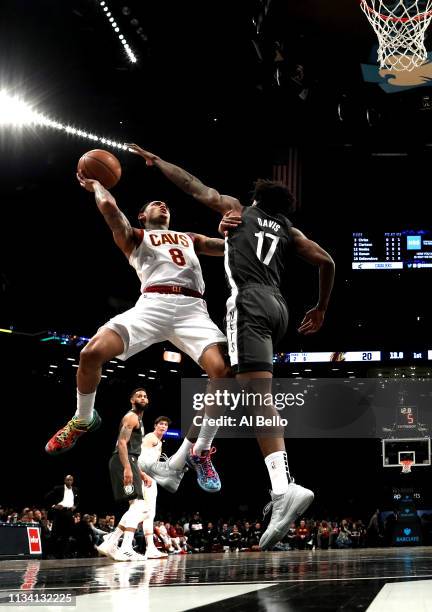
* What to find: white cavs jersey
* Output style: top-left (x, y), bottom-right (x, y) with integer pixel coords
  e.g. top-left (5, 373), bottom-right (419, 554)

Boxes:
top-left (129, 229), bottom-right (205, 294)
top-left (102, 226), bottom-right (226, 364)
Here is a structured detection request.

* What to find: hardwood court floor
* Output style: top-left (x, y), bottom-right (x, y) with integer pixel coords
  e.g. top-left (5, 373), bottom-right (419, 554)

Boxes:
top-left (1, 547), bottom-right (432, 611)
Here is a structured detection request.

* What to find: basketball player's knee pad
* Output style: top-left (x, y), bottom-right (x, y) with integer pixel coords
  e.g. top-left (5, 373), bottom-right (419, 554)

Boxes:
top-left (121, 499), bottom-right (148, 529)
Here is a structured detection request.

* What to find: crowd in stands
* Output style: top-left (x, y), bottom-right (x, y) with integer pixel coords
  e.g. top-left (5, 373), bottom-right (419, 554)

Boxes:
top-left (0, 504), bottom-right (402, 558)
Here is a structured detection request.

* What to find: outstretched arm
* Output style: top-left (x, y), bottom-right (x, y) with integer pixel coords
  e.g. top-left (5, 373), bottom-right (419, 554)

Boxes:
top-left (291, 227), bottom-right (335, 334)
top-left (190, 233), bottom-right (225, 256)
top-left (128, 144), bottom-right (242, 215)
top-left (77, 172), bottom-right (140, 258)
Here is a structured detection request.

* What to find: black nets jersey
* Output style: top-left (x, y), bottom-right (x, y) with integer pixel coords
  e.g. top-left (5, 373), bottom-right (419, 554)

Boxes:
top-left (224, 205), bottom-right (293, 292)
top-left (113, 411), bottom-right (144, 457)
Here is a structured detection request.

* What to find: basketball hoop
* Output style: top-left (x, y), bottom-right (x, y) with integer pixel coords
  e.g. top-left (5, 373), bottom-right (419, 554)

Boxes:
top-left (400, 459), bottom-right (414, 473)
top-left (360, 0), bottom-right (432, 71)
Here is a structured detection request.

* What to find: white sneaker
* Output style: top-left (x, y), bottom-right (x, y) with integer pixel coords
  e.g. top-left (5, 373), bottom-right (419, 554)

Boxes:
top-left (146, 548), bottom-right (168, 559)
top-left (259, 483), bottom-right (314, 551)
top-left (96, 536), bottom-right (118, 560)
top-left (113, 548), bottom-right (147, 562)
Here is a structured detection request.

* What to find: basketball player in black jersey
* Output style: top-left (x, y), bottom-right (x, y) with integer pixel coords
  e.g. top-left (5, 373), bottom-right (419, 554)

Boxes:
top-left (97, 388), bottom-right (153, 561)
top-left (128, 144), bottom-right (335, 550)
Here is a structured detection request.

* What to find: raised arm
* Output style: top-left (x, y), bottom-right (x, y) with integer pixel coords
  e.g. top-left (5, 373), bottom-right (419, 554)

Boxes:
top-left (291, 227), bottom-right (335, 335)
top-left (127, 144), bottom-right (242, 216)
top-left (76, 172), bottom-right (141, 258)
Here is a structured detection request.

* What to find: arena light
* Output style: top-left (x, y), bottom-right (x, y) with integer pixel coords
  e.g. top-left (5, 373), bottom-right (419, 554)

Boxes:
top-left (0, 328), bottom-right (12, 334)
top-left (97, 1), bottom-right (137, 63)
top-left (0, 90), bottom-right (129, 150)
top-left (163, 350), bottom-right (182, 363)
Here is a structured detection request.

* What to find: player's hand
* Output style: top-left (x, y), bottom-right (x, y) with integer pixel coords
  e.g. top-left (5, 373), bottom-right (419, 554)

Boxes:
top-left (298, 308), bottom-right (325, 335)
top-left (76, 172), bottom-right (100, 192)
top-left (127, 143), bottom-right (159, 166)
top-left (141, 472), bottom-right (153, 487)
top-left (218, 210), bottom-right (242, 236)
top-left (123, 466), bottom-right (133, 486)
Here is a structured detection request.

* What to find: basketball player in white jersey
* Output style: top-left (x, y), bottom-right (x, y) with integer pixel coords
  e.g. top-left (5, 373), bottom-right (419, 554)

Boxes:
top-left (45, 172), bottom-right (230, 494)
top-left (139, 416), bottom-right (172, 559)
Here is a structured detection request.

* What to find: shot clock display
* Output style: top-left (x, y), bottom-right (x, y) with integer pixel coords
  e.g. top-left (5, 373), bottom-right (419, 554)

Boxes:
top-left (352, 229), bottom-right (432, 269)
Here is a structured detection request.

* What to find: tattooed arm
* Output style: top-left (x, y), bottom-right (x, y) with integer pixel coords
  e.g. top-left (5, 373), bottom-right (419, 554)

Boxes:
top-left (189, 233), bottom-right (225, 256)
top-left (127, 144), bottom-right (243, 216)
top-left (76, 172), bottom-right (141, 258)
top-left (117, 413), bottom-right (139, 486)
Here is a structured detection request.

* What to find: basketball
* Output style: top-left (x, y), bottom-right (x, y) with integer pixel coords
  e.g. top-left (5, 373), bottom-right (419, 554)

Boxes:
top-left (77, 149), bottom-right (122, 189)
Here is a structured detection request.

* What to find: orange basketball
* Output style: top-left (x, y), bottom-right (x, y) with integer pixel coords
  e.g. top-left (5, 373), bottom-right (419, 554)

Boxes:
top-left (77, 149), bottom-right (122, 189)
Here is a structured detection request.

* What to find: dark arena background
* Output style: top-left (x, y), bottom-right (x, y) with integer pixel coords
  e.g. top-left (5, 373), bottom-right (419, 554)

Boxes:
top-left (1, 1), bottom-right (432, 610)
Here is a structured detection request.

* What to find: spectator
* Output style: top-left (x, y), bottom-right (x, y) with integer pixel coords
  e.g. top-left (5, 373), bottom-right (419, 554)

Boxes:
top-left (296, 520), bottom-right (310, 550)
top-left (202, 522), bottom-right (219, 553)
top-left (74, 514), bottom-right (96, 558)
top-left (45, 475), bottom-right (79, 559)
top-left (318, 521), bottom-right (330, 550)
top-left (219, 523), bottom-right (230, 551)
top-left (88, 514), bottom-right (108, 546)
top-left (336, 520), bottom-right (352, 549)
top-left (330, 522), bottom-right (339, 549)
top-left (228, 525), bottom-right (242, 552)
top-left (367, 509), bottom-right (383, 547)
top-left (285, 521), bottom-right (297, 550)
top-left (174, 522), bottom-right (189, 552)
top-left (241, 521), bottom-right (253, 549)
top-left (188, 513), bottom-right (204, 552)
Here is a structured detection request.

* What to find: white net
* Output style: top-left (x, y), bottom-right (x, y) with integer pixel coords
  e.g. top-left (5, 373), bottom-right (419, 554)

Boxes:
top-left (360, 0), bottom-right (432, 70)
top-left (400, 460), bottom-right (413, 473)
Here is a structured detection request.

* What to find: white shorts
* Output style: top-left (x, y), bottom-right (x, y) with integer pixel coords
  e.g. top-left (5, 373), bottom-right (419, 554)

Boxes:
top-left (101, 293), bottom-right (226, 365)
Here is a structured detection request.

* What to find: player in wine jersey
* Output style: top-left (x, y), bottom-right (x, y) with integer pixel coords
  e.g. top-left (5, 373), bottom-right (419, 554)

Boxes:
top-left (45, 172), bottom-right (230, 494)
top-left (138, 416), bottom-right (172, 559)
top-left (128, 144), bottom-right (335, 550)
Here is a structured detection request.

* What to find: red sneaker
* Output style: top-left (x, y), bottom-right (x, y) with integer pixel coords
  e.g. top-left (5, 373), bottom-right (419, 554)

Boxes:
top-left (45, 411), bottom-right (101, 455)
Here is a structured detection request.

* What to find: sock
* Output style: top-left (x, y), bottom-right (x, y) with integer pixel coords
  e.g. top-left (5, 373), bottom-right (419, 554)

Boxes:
top-left (265, 451), bottom-right (290, 495)
top-left (109, 527), bottom-right (124, 545)
top-left (193, 435), bottom-right (213, 456)
top-left (145, 534), bottom-right (154, 550)
top-left (120, 531), bottom-right (134, 551)
top-left (168, 439), bottom-right (194, 469)
top-left (193, 415), bottom-right (221, 455)
top-left (75, 389), bottom-right (96, 422)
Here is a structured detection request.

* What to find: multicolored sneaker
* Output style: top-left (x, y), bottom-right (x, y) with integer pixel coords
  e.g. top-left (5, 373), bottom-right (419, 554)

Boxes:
top-left (45, 411), bottom-right (101, 455)
top-left (186, 447), bottom-right (221, 493)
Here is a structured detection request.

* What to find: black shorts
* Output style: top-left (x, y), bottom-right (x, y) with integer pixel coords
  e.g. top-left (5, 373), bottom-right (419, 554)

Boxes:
top-left (109, 453), bottom-right (143, 503)
top-left (226, 284), bottom-right (288, 374)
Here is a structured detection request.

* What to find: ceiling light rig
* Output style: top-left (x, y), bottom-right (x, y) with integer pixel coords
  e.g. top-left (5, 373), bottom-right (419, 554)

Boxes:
top-left (98, 0), bottom-right (137, 64)
top-left (0, 90), bottom-right (129, 150)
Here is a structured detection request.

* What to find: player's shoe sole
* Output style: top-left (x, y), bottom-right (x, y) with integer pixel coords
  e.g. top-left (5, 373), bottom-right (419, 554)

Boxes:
top-left (259, 483), bottom-right (314, 551)
top-left (45, 410), bottom-right (101, 455)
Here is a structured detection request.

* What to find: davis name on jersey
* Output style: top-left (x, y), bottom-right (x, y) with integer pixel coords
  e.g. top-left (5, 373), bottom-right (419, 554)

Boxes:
top-left (129, 229), bottom-right (205, 294)
top-left (257, 218), bottom-right (281, 233)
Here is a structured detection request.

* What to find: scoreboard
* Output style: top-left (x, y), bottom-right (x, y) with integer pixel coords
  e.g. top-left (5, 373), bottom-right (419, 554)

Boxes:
top-left (352, 230), bottom-right (432, 270)
top-left (274, 350), bottom-right (432, 364)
